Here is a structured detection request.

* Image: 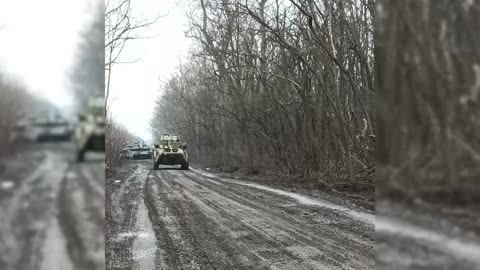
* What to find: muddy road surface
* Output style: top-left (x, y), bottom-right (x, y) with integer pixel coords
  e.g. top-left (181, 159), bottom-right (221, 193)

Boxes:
top-left (0, 143), bottom-right (105, 270)
top-left (106, 161), bottom-right (375, 270)
top-left (376, 200), bottom-right (480, 270)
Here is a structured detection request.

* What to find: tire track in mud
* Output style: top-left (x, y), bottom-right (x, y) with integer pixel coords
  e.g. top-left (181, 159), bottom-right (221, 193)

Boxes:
top-left (167, 171), bottom-right (316, 269)
top-left (107, 162), bottom-right (374, 269)
top-left (58, 161), bottom-right (105, 270)
top-left (106, 164), bottom-right (149, 270)
top-left (181, 170), bottom-right (373, 264)
top-left (0, 151), bottom-right (72, 270)
top-left (145, 171), bottom-right (255, 270)
top-left (140, 167), bottom-right (374, 270)
top-left (182, 170), bottom-right (374, 246)
top-left (1, 146), bottom-right (106, 270)
top-left (131, 184), bottom-right (159, 270)
top-left (177, 170), bottom-right (373, 269)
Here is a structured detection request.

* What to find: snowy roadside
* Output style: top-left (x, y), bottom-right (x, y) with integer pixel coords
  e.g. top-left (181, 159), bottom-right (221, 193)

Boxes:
top-left (191, 165), bottom-right (375, 213)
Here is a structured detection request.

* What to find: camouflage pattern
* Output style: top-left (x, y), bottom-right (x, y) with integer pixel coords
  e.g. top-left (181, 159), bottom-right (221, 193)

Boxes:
top-left (153, 134), bottom-right (189, 170)
top-left (130, 146), bottom-right (153, 160)
top-left (73, 96), bottom-right (105, 161)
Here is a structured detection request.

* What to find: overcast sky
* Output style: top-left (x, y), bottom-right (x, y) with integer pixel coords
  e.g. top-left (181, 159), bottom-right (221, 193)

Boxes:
top-left (0, 0), bottom-right (190, 140)
top-left (0, 0), bottom-right (99, 111)
top-left (108, 0), bottom-right (191, 141)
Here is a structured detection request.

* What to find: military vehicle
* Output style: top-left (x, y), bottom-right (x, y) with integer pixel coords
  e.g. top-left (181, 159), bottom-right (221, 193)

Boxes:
top-left (73, 96), bottom-right (105, 161)
top-left (20, 112), bottom-right (72, 142)
top-left (152, 134), bottom-right (189, 170)
top-left (131, 146), bottom-right (153, 160)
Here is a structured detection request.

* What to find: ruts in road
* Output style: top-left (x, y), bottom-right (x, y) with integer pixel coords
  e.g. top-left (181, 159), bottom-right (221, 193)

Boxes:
top-left (0, 143), bottom-right (105, 270)
top-left (106, 161), bottom-right (375, 270)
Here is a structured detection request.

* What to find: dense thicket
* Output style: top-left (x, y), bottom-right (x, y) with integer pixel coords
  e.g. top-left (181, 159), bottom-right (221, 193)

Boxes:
top-left (152, 0), bottom-right (374, 180)
top-left (377, 0), bottom-right (480, 195)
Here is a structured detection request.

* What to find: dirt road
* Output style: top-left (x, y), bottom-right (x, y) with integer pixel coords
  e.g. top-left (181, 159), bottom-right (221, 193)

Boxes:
top-left (376, 201), bottom-right (480, 270)
top-left (0, 143), bottom-right (105, 270)
top-left (106, 161), bottom-right (375, 270)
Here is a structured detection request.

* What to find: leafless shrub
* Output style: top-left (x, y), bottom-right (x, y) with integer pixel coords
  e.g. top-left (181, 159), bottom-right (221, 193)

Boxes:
top-left (105, 113), bottom-right (135, 166)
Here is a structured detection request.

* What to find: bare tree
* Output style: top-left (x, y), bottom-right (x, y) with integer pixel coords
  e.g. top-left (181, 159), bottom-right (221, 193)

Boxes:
top-left (377, 0), bottom-right (480, 201)
top-left (104, 0), bottom-right (162, 113)
top-left (105, 112), bottom-right (137, 166)
top-left (151, 0), bottom-right (374, 186)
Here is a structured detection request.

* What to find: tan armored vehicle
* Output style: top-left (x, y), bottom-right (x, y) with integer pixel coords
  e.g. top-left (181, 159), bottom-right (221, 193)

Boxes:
top-left (74, 96), bottom-right (105, 161)
top-left (153, 134), bottom-right (189, 170)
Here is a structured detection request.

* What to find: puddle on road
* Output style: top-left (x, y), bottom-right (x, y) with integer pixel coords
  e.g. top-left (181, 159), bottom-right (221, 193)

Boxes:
top-left (131, 197), bottom-right (157, 270)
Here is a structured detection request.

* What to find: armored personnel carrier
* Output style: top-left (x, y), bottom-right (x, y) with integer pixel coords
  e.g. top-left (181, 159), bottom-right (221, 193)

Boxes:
top-left (153, 134), bottom-right (189, 170)
top-left (73, 96), bottom-right (105, 161)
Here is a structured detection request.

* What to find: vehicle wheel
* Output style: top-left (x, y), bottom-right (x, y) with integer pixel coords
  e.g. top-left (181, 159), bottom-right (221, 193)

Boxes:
top-left (76, 150), bottom-right (85, 162)
top-left (181, 161), bottom-right (189, 170)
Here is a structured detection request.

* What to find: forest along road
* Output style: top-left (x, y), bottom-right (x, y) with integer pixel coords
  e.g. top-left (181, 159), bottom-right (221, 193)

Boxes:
top-left (105, 161), bottom-right (375, 270)
top-left (0, 143), bottom-right (105, 270)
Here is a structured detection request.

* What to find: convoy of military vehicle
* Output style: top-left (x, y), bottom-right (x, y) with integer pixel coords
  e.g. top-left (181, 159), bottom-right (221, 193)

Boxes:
top-left (121, 134), bottom-right (189, 170)
top-left (12, 95), bottom-right (188, 169)
top-left (12, 111), bottom-right (72, 142)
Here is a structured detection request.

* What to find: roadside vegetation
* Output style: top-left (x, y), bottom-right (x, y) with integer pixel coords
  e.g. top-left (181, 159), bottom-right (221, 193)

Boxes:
top-left (105, 116), bottom-right (140, 166)
top-left (0, 76), bottom-right (43, 158)
top-left (104, 0), bottom-right (159, 167)
top-left (0, 76), bottom-right (24, 157)
top-left (376, 0), bottom-right (480, 208)
top-left (151, 0), bottom-right (375, 199)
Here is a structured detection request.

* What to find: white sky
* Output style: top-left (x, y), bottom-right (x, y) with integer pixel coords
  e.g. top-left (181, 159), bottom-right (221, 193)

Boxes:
top-left (0, 0), bottom-right (99, 111)
top-left (108, 0), bottom-right (191, 141)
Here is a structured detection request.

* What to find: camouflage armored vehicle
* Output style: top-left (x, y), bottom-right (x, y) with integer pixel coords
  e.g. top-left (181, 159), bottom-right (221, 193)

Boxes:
top-left (129, 145), bottom-right (153, 160)
top-left (21, 112), bottom-right (72, 142)
top-left (74, 96), bottom-right (105, 161)
top-left (153, 134), bottom-right (189, 170)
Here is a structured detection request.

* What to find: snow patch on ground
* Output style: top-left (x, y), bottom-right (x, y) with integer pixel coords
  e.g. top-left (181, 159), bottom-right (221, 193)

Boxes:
top-left (191, 167), bottom-right (374, 224)
top-left (186, 171), bottom-right (223, 186)
top-left (0, 180), bottom-right (14, 190)
top-left (376, 216), bottom-right (480, 265)
top-left (116, 231), bottom-right (154, 240)
top-left (238, 181), bottom-right (375, 224)
top-left (66, 171), bottom-right (78, 179)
